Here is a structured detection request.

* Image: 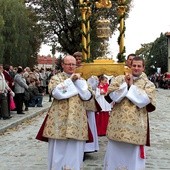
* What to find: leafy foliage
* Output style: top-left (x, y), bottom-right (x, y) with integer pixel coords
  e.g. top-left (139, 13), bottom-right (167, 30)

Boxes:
top-left (0, 0), bottom-right (43, 67)
top-left (26, 0), bottom-right (133, 59)
top-left (148, 33), bottom-right (168, 74)
top-left (136, 33), bottom-right (168, 75)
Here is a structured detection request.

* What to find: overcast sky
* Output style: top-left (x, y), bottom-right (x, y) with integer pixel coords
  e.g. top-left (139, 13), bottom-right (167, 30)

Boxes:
top-left (109, 0), bottom-right (170, 59)
top-left (39, 0), bottom-right (170, 59)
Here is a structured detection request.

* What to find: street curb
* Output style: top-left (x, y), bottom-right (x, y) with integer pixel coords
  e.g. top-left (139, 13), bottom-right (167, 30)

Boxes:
top-left (0, 106), bottom-right (50, 135)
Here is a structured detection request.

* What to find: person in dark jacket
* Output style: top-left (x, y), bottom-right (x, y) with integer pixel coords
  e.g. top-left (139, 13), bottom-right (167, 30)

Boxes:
top-left (28, 79), bottom-right (44, 107)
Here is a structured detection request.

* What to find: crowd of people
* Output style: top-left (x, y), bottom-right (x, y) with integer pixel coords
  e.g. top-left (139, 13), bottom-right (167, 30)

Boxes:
top-left (149, 72), bottom-right (170, 89)
top-left (0, 64), bottom-right (56, 120)
top-left (36, 52), bottom-right (156, 170)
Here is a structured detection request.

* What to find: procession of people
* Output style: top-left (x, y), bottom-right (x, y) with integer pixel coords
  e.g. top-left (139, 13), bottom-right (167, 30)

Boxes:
top-left (0, 51), bottom-right (159, 170)
top-left (0, 41), bottom-right (160, 170)
top-left (34, 52), bottom-right (157, 170)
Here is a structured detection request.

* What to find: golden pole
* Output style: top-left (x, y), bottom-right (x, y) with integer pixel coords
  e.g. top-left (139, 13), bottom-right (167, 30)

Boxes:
top-left (80, 7), bottom-right (87, 60)
top-left (117, 0), bottom-right (126, 55)
top-left (80, 0), bottom-right (113, 60)
top-left (86, 7), bottom-right (91, 59)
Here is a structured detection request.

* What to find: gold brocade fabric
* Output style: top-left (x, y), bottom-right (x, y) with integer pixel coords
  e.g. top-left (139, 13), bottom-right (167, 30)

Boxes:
top-left (43, 72), bottom-right (88, 141)
top-left (107, 72), bottom-right (156, 145)
top-left (83, 96), bottom-right (98, 112)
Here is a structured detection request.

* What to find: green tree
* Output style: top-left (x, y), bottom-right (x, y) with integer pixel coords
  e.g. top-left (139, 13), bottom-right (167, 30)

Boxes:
top-left (0, 0), bottom-right (43, 67)
top-left (136, 33), bottom-right (168, 75)
top-left (147, 33), bottom-right (168, 75)
top-left (135, 43), bottom-right (153, 75)
top-left (26, 0), bottom-right (132, 59)
top-left (0, 15), bottom-right (5, 63)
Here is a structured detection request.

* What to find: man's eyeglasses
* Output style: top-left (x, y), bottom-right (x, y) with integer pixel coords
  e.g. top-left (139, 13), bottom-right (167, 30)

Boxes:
top-left (63, 63), bottom-right (76, 67)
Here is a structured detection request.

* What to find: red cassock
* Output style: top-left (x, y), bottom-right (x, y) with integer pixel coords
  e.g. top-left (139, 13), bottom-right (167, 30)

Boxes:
top-left (3, 70), bottom-right (14, 89)
top-left (95, 111), bottom-right (109, 136)
top-left (36, 114), bottom-right (48, 142)
top-left (95, 83), bottom-right (110, 136)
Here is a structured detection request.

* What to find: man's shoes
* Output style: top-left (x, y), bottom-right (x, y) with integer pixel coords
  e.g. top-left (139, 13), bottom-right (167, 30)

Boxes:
top-left (17, 112), bottom-right (25, 114)
top-left (37, 105), bottom-right (43, 107)
top-left (3, 116), bottom-right (12, 120)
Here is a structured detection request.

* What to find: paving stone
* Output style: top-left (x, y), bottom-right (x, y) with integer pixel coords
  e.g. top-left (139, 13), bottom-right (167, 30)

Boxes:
top-left (0, 89), bottom-right (170, 169)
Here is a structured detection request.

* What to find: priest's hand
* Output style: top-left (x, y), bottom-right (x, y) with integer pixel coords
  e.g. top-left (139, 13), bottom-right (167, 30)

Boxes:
top-left (70, 73), bottom-right (81, 82)
top-left (125, 73), bottom-right (133, 87)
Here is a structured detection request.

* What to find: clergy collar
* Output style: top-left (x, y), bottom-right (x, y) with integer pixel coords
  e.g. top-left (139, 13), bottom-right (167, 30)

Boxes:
top-left (133, 73), bottom-right (143, 80)
top-left (133, 76), bottom-right (139, 80)
top-left (63, 71), bottom-right (72, 77)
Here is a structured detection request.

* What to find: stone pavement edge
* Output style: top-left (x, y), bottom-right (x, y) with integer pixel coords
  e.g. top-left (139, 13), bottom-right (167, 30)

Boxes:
top-left (0, 95), bottom-right (51, 134)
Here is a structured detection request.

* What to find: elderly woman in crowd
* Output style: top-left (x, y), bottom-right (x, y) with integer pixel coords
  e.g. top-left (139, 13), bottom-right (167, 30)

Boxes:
top-left (14, 67), bottom-right (28, 114)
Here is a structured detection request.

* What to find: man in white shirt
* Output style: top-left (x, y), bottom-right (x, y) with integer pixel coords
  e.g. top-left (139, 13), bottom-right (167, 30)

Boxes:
top-left (104, 56), bottom-right (156, 170)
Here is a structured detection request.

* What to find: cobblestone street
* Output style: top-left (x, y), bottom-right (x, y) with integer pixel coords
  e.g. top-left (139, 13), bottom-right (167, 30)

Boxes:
top-left (0, 89), bottom-right (170, 170)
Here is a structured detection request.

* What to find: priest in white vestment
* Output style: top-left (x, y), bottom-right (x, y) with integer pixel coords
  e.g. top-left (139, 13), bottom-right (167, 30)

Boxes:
top-left (103, 56), bottom-right (156, 170)
top-left (38, 55), bottom-right (93, 170)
